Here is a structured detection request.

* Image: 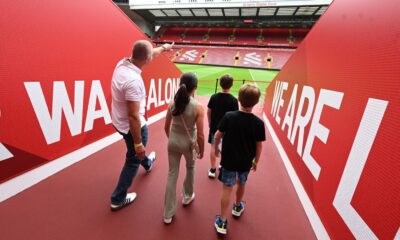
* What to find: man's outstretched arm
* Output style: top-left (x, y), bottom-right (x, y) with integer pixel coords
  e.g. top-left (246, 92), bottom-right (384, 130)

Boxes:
top-left (152, 42), bottom-right (175, 58)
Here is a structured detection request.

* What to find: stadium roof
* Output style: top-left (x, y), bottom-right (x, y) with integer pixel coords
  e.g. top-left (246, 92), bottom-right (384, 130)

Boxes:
top-left (129, 0), bottom-right (332, 10)
top-left (114, 0), bottom-right (332, 27)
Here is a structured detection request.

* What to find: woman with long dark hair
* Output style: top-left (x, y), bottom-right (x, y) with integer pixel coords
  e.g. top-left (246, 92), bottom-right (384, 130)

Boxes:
top-left (163, 72), bottom-right (205, 224)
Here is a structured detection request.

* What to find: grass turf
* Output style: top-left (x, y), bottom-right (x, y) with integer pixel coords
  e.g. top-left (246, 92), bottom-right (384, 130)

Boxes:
top-left (175, 63), bottom-right (278, 97)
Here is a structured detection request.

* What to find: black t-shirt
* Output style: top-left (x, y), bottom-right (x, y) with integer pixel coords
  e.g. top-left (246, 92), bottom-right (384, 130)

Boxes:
top-left (207, 93), bottom-right (238, 133)
top-left (218, 111), bottom-right (266, 171)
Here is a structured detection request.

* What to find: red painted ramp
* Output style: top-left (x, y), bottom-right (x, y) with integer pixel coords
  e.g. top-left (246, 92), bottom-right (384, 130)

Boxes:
top-left (264, 0), bottom-right (400, 239)
top-left (0, 96), bottom-right (316, 240)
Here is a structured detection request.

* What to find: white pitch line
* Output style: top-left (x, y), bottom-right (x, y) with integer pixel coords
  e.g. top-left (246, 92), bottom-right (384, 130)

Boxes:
top-left (248, 70), bottom-right (259, 87)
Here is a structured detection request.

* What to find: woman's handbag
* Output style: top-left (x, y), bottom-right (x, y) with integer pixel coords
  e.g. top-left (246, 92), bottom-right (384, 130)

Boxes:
top-left (180, 115), bottom-right (200, 158)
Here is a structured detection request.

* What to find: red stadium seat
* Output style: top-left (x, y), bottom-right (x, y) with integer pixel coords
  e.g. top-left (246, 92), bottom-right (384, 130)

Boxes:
top-left (155, 27), bottom-right (309, 47)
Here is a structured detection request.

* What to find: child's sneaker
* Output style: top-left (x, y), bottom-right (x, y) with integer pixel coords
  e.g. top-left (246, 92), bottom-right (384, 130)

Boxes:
top-left (146, 151), bottom-right (156, 173)
top-left (208, 168), bottom-right (216, 178)
top-left (232, 202), bottom-right (245, 217)
top-left (214, 215), bottom-right (228, 235)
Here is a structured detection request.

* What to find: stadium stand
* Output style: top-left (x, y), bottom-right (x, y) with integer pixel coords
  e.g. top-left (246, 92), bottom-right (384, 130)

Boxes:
top-left (155, 27), bottom-right (305, 69)
top-left (184, 27), bottom-right (209, 42)
top-left (168, 45), bottom-right (295, 70)
top-left (209, 28), bottom-right (234, 45)
top-left (155, 27), bottom-right (308, 47)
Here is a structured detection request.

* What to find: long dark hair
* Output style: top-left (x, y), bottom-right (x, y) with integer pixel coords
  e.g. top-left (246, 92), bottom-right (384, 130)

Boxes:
top-left (171, 72), bottom-right (198, 116)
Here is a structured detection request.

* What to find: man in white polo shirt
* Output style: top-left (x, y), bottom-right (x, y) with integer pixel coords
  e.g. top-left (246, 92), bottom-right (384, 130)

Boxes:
top-left (110, 40), bottom-right (174, 211)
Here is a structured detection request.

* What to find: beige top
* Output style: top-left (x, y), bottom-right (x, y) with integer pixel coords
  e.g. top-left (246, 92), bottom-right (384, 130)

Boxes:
top-left (168, 97), bottom-right (198, 151)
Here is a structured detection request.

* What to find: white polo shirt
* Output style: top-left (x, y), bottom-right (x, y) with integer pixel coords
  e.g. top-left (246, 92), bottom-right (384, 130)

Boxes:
top-left (111, 58), bottom-right (147, 134)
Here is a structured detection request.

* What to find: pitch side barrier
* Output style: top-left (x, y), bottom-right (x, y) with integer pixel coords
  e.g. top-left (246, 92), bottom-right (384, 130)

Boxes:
top-left (154, 41), bottom-right (298, 50)
top-left (263, 0), bottom-right (400, 239)
top-left (0, 0), bottom-right (182, 201)
top-left (175, 62), bottom-right (281, 71)
top-left (196, 79), bottom-right (271, 95)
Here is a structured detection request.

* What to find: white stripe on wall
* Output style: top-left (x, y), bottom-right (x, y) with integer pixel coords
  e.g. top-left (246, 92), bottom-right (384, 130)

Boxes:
top-left (0, 110), bottom-right (167, 202)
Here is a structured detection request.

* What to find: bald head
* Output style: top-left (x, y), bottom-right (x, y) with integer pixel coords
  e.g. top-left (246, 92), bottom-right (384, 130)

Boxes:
top-left (131, 40), bottom-right (153, 62)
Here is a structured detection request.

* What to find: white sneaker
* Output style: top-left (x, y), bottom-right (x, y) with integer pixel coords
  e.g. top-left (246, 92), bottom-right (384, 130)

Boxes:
top-left (163, 217), bottom-right (172, 224)
top-left (182, 192), bottom-right (195, 206)
top-left (146, 151), bottom-right (156, 173)
top-left (208, 169), bottom-right (216, 178)
top-left (110, 192), bottom-right (137, 211)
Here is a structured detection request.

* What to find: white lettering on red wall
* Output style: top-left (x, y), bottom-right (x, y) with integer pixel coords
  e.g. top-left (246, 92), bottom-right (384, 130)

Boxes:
top-left (270, 80), bottom-right (389, 239)
top-left (24, 80), bottom-right (111, 144)
top-left (333, 99), bottom-right (388, 240)
top-left (23, 78), bottom-right (180, 146)
top-left (147, 77), bottom-right (180, 110)
top-left (0, 144), bottom-right (13, 161)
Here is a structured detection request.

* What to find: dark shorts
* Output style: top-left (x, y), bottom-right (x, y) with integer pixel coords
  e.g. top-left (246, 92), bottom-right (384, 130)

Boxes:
top-left (218, 167), bottom-right (249, 187)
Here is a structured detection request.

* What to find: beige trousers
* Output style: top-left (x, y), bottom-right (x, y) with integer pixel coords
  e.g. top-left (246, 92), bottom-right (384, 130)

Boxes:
top-left (163, 144), bottom-right (196, 219)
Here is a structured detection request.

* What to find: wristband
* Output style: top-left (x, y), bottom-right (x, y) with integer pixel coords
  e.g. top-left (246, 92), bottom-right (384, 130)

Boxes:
top-left (134, 142), bottom-right (143, 148)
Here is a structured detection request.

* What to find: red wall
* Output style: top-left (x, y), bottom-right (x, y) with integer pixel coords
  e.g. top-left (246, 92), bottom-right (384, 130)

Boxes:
top-left (0, 1), bottom-right (181, 183)
top-left (263, 0), bottom-right (399, 239)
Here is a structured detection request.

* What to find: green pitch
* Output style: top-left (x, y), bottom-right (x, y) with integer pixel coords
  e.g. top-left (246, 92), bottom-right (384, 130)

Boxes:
top-left (175, 63), bottom-right (278, 97)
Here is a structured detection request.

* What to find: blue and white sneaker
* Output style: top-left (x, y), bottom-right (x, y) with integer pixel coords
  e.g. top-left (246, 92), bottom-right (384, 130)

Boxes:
top-left (146, 151), bottom-right (156, 173)
top-left (208, 168), bottom-right (216, 178)
top-left (232, 202), bottom-right (245, 217)
top-left (214, 215), bottom-right (228, 235)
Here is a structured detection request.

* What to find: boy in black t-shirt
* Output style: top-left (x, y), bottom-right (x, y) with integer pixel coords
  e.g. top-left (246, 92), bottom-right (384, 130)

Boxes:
top-left (213, 84), bottom-right (266, 235)
top-left (207, 74), bottom-right (238, 178)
